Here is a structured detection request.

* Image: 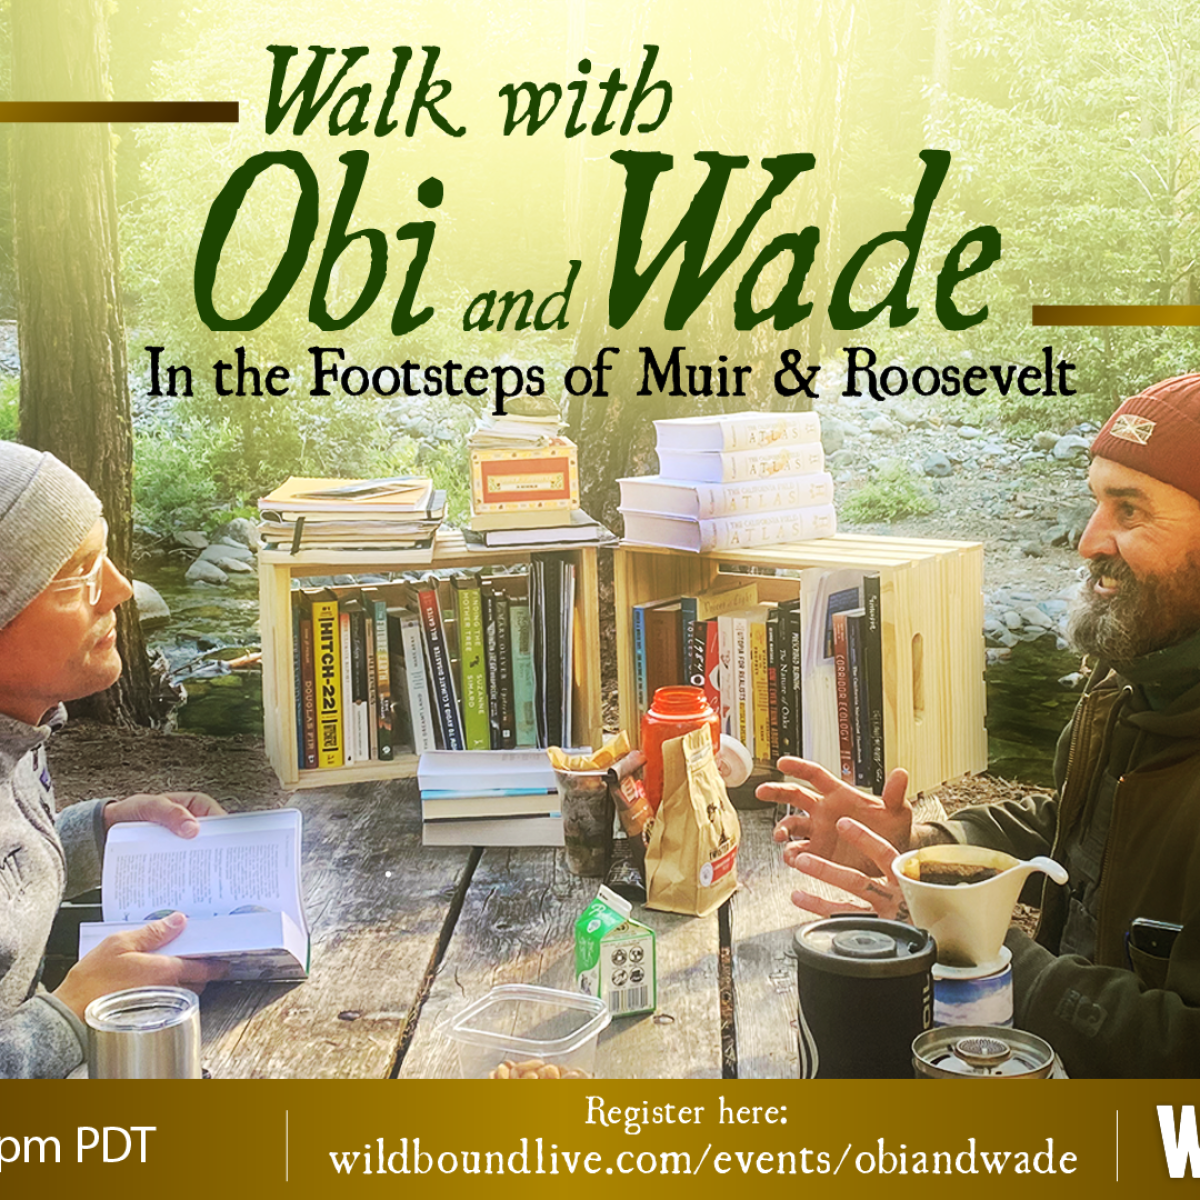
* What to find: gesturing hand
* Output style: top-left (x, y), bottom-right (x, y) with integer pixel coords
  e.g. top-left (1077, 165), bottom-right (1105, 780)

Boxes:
top-left (783, 817), bottom-right (908, 920)
top-left (53, 913), bottom-right (229, 1019)
top-left (103, 792), bottom-right (226, 839)
top-left (756, 757), bottom-right (912, 874)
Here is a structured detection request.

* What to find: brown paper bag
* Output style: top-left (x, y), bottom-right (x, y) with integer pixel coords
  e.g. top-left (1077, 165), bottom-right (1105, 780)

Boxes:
top-left (644, 727), bottom-right (740, 916)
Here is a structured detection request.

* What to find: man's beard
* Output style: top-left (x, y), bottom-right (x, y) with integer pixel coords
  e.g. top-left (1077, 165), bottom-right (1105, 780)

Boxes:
top-left (1067, 551), bottom-right (1200, 662)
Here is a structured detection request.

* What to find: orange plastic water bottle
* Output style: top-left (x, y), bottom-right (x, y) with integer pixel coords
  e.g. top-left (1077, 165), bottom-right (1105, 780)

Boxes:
top-left (641, 686), bottom-right (721, 812)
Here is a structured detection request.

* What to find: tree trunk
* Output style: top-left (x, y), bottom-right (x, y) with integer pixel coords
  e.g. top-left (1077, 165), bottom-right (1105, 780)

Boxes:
top-left (566, 2), bottom-right (860, 526)
top-left (11, 0), bottom-right (157, 725)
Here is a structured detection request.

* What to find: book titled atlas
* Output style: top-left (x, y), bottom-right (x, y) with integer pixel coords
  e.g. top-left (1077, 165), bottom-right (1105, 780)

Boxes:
top-left (620, 504), bottom-right (837, 553)
top-left (655, 441), bottom-right (825, 484)
top-left (618, 472), bottom-right (835, 520)
top-left (653, 410), bottom-right (821, 453)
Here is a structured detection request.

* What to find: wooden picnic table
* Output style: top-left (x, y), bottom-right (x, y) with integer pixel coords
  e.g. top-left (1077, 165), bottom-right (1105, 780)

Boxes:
top-left (197, 780), bottom-right (808, 1080)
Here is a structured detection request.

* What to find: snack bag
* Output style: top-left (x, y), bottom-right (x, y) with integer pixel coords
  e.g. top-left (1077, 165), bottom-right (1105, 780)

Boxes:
top-left (644, 726), bottom-right (740, 916)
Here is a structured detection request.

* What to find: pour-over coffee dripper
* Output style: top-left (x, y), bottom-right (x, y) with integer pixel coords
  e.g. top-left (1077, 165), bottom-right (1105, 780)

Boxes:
top-left (892, 844), bottom-right (1068, 970)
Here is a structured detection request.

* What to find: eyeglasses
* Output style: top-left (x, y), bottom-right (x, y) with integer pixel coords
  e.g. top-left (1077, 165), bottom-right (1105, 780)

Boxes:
top-left (43, 520), bottom-right (110, 606)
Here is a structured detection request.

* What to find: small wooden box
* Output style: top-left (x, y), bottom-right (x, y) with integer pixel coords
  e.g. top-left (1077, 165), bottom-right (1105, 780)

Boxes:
top-left (613, 533), bottom-right (986, 798)
top-left (470, 439), bottom-right (579, 512)
top-left (259, 531), bottom-right (603, 788)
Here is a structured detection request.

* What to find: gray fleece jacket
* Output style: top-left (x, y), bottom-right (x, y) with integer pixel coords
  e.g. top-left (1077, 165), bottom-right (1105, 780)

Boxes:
top-left (0, 707), bottom-right (106, 1077)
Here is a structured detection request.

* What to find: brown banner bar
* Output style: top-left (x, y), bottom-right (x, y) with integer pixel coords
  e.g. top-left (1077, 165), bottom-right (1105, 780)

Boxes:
top-left (0, 101), bottom-right (238, 123)
top-left (1033, 304), bottom-right (1200, 327)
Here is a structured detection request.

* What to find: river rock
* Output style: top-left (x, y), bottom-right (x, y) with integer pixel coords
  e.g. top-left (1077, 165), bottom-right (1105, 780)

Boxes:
top-left (211, 518), bottom-right (260, 549)
top-left (957, 425), bottom-right (983, 439)
top-left (134, 580), bottom-right (170, 627)
top-left (1057, 501), bottom-right (1095, 547)
top-left (198, 542), bottom-right (254, 565)
top-left (1032, 431), bottom-right (1059, 451)
top-left (215, 557), bottom-right (254, 574)
top-left (175, 530), bottom-right (209, 550)
top-left (820, 419), bottom-right (846, 453)
top-left (1052, 434), bottom-right (1090, 461)
top-left (186, 559), bottom-right (228, 585)
top-left (868, 416), bottom-right (902, 436)
top-left (923, 452), bottom-right (953, 478)
top-left (1020, 605), bottom-right (1055, 629)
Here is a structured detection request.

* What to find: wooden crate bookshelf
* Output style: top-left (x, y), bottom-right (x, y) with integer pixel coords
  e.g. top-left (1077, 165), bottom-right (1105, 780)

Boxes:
top-left (260, 530), bottom-right (604, 789)
top-left (613, 533), bottom-right (986, 799)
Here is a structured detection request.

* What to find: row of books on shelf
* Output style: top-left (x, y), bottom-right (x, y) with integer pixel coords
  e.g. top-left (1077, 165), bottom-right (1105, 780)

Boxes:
top-left (417, 750), bottom-right (565, 848)
top-left (290, 556), bottom-right (577, 769)
top-left (632, 570), bottom-right (885, 792)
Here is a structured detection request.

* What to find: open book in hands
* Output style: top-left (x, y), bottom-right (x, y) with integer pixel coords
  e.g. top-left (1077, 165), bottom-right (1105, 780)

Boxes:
top-left (79, 809), bottom-right (309, 981)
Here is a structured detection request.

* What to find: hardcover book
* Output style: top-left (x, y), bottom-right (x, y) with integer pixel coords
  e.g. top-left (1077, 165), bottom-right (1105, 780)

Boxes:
top-left (310, 594), bottom-right (343, 769)
top-left (618, 472), bottom-right (835, 520)
top-left (417, 583), bottom-right (465, 751)
top-left (653, 410), bottom-right (821, 452)
top-left (655, 441), bottom-right (824, 484)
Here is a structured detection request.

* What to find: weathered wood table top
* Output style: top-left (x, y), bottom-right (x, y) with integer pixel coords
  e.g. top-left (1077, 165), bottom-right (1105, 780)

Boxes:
top-left (199, 781), bottom-right (828, 1080)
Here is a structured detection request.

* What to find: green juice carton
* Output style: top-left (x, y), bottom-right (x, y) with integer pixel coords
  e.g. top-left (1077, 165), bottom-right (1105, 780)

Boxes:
top-left (575, 885), bottom-right (657, 1017)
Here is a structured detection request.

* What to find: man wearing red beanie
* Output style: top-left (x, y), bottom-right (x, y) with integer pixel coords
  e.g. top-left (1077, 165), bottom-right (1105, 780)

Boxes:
top-left (762, 373), bottom-right (1200, 1077)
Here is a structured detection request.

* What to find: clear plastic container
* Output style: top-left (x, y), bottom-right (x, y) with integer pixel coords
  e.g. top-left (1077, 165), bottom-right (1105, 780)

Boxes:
top-left (442, 984), bottom-right (611, 1079)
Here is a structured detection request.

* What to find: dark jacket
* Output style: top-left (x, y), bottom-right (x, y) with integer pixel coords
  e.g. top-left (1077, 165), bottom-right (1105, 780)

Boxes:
top-left (937, 638), bottom-right (1200, 1077)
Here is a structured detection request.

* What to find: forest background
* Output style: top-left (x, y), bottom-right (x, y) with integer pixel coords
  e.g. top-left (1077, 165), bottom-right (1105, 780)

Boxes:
top-left (4, 0), bottom-right (1200, 723)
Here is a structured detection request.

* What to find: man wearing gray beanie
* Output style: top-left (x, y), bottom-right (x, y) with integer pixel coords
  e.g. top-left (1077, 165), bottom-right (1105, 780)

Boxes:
top-left (0, 440), bottom-right (228, 1077)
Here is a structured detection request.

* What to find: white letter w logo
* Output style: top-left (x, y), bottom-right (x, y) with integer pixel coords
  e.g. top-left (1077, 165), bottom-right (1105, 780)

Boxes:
top-left (1158, 1107), bottom-right (1200, 1178)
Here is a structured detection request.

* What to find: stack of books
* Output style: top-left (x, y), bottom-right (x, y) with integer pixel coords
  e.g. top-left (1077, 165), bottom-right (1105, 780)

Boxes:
top-left (418, 749), bottom-right (564, 847)
top-left (259, 476), bottom-right (445, 558)
top-left (618, 411), bottom-right (837, 552)
top-left (466, 405), bottom-right (612, 549)
top-left (290, 558), bottom-right (578, 770)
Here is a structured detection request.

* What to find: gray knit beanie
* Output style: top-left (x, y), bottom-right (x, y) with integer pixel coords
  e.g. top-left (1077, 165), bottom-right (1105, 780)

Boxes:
top-left (0, 440), bottom-right (103, 627)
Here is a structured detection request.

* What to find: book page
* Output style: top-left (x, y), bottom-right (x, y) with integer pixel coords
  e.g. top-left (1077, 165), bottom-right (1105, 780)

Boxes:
top-left (100, 810), bottom-right (304, 932)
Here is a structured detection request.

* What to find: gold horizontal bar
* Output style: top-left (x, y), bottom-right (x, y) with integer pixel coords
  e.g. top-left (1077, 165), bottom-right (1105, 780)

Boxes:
top-left (0, 101), bottom-right (238, 123)
top-left (1032, 304), bottom-right (1200, 327)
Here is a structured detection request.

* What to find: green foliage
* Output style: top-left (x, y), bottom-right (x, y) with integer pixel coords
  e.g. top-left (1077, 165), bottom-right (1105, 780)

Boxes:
top-left (133, 423), bottom-right (229, 531)
top-left (847, 0), bottom-right (1200, 421)
top-left (842, 462), bottom-right (936, 523)
top-left (0, 374), bottom-right (17, 440)
top-left (418, 436), bottom-right (472, 526)
top-left (132, 391), bottom-right (480, 533)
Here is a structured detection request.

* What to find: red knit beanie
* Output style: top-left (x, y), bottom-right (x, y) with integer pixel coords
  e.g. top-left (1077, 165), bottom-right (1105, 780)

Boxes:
top-left (1091, 373), bottom-right (1200, 503)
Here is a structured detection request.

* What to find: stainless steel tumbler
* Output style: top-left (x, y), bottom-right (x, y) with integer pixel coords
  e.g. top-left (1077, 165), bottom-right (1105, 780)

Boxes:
top-left (85, 986), bottom-right (202, 1079)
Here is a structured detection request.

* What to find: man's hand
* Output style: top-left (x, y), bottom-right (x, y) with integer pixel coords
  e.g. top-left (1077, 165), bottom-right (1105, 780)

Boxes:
top-left (103, 792), bottom-right (226, 838)
top-left (785, 817), bottom-right (907, 919)
top-left (52, 913), bottom-right (229, 1019)
top-left (756, 757), bottom-right (913, 872)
